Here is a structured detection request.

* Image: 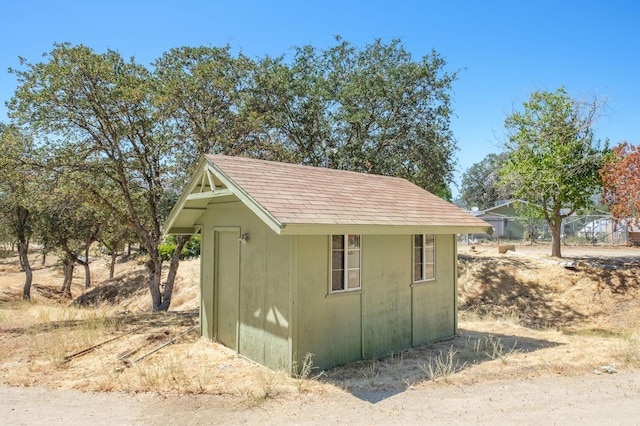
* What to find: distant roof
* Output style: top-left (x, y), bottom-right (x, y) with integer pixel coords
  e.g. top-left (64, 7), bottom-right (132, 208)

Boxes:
top-left (482, 199), bottom-right (530, 213)
top-left (165, 155), bottom-right (492, 236)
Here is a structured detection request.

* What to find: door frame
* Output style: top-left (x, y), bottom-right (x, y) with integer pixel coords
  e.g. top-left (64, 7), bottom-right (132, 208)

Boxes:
top-left (213, 226), bottom-right (241, 351)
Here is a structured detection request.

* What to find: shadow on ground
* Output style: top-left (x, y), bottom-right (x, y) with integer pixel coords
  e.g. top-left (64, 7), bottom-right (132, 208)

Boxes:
top-left (322, 329), bottom-right (562, 403)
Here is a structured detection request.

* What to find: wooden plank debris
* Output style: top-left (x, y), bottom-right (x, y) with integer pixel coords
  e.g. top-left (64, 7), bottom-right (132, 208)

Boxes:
top-left (62, 326), bottom-right (143, 364)
top-left (124, 326), bottom-right (197, 366)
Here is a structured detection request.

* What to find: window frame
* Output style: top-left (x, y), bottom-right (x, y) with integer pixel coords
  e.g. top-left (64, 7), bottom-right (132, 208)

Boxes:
top-left (330, 234), bottom-right (362, 293)
top-left (413, 234), bottom-right (435, 283)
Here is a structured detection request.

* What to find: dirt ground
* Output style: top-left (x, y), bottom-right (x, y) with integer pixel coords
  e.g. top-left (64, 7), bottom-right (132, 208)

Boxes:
top-left (1, 242), bottom-right (639, 424)
top-left (2, 369), bottom-right (640, 425)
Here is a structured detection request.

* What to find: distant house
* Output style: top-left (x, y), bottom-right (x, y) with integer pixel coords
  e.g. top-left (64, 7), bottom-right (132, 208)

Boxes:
top-left (469, 210), bottom-right (507, 239)
top-left (468, 200), bottom-right (530, 240)
top-left (164, 155), bottom-right (491, 371)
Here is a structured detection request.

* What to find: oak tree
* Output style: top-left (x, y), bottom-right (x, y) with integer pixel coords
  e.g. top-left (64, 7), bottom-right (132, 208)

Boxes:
top-left (9, 43), bottom-right (185, 310)
top-left (152, 46), bottom-right (283, 179)
top-left (460, 153), bottom-right (510, 209)
top-left (251, 37), bottom-right (459, 197)
top-left (0, 124), bottom-right (39, 299)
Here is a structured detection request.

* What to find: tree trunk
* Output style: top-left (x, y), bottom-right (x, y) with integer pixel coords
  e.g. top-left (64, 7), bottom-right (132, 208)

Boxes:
top-left (157, 236), bottom-right (189, 312)
top-left (15, 206), bottom-right (33, 300)
top-left (147, 256), bottom-right (164, 312)
top-left (109, 251), bottom-right (117, 279)
top-left (83, 262), bottom-right (91, 288)
top-left (18, 240), bottom-right (33, 301)
top-left (60, 261), bottom-right (74, 298)
top-left (84, 246), bottom-right (91, 288)
top-left (548, 218), bottom-right (562, 258)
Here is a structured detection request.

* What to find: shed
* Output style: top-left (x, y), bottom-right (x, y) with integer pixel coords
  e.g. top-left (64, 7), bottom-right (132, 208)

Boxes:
top-left (479, 200), bottom-right (536, 240)
top-left (164, 155), bottom-right (492, 371)
top-left (470, 211), bottom-right (507, 239)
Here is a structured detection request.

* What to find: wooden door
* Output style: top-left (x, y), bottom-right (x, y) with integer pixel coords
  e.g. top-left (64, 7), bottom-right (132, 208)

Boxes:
top-left (214, 228), bottom-right (240, 350)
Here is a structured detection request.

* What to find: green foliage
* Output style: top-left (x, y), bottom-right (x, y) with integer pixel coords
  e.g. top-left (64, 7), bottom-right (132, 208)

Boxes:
top-left (158, 235), bottom-right (200, 261)
top-left (0, 124), bottom-right (40, 298)
top-left (8, 43), bottom-right (177, 309)
top-left (460, 153), bottom-right (510, 209)
top-left (250, 37), bottom-right (459, 196)
top-left (499, 88), bottom-right (607, 256)
top-left (181, 235), bottom-right (201, 259)
top-left (152, 46), bottom-right (282, 185)
top-left (0, 125), bottom-right (37, 237)
top-left (7, 38), bottom-right (462, 307)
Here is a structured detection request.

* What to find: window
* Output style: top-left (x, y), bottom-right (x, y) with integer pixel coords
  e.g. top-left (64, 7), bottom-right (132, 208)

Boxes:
top-left (331, 234), bottom-right (361, 292)
top-left (414, 234), bottom-right (435, 282)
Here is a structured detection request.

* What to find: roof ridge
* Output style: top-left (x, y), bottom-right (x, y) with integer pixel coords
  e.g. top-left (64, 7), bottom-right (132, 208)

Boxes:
top-left (206, 154), bottom-right (410, 183)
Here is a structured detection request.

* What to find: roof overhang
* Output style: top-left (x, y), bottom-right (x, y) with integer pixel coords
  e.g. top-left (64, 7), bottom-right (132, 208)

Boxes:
top-left (276, 223), bottom-right (493, 236)
top-left (164, 158), bottom-right (240, 234)
top-left (164, 155), bottom-right (494, 237)
top-left (164, 157), bottom-right (286, 235)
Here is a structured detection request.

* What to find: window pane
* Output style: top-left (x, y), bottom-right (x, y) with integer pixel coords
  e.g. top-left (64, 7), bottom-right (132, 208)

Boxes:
top-left (414, 234), bottom-right (435, 282)
top-left (332, 270), bottom-right (344, 291)
top-left (332, 235), bottom-right (344, 250)
top-left (425, 247), bottom-right (434, 263)
top-left (332, 250), bottom-right (344, 269)
top-left (331, 234), bottom-right (361, 292)
top-left (348, 234), bottom-right (360, 249)
top-left (414, 263), bottom-right (423, 281)
top-left (347, 249), bottom-right (360, 268)
top-left (347, 269), bottom-right (360, 289)
top-left (425, 263), bottom-right (434, 279)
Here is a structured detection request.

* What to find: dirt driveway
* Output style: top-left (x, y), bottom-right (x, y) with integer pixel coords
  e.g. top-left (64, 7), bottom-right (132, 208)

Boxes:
top-left (2, 369), bottom-right (640, 425)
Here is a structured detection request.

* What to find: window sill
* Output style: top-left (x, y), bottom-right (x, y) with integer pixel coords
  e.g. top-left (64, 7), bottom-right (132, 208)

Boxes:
top-left (412, 279), bottom-right (436, 286)
top-left (325, 288), bottom-right (362, 298)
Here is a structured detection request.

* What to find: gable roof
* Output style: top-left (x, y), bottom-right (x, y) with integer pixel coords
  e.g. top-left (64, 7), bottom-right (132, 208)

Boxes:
top-left (165, 155), bottom-right (492, 236)
top-left (483, 199), bottom-right (576, 218)
top-left (481, 199), bottom-right (529, 214)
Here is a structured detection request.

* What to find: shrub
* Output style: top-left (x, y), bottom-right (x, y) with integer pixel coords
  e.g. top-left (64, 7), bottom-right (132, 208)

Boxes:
top-left (158, 235), bottom-right (201, 261)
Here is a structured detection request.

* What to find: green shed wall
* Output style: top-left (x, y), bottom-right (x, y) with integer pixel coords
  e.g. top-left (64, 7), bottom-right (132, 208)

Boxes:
top-left (361, 235), bottom-right (412, 358)
top-left (198, 201), bottom-right (459, 372)
top-left (293, 236), bottom-right (363, 370)
top-left (293, 233), bottom-right (458, 370)
top-left (199, 201), bottom-right (292, 371)
top-left (411, 234), bottom-right (457, 345)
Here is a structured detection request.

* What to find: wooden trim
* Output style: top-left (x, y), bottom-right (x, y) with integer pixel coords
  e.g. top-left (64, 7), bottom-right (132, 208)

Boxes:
top-left (280, 223), bottom-right (492, 236)
top-left (185, 189), bottom-right (233, 201)
top-left (167, 227), bottom-right (198, 234)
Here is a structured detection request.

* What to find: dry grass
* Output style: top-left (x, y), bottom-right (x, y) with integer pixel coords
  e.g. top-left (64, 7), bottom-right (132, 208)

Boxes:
top-left (1, 244), bottom-right (639, 401)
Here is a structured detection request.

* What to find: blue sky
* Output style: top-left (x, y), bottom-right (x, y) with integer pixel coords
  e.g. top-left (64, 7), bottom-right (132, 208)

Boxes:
top-left (1, 0), bottom-right (638, 196)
